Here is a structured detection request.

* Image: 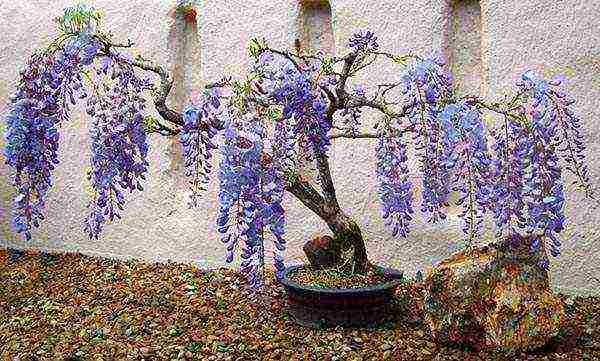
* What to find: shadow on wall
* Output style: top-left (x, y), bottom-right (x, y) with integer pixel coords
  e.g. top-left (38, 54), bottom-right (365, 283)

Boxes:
top-left (0, 116), bottom-right (14, 241)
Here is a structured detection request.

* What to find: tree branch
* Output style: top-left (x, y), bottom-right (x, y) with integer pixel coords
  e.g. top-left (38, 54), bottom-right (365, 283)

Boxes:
top-left (95, 35), bottom-right (183, 127)
top-left (329, 131), bottom-right (379, 140)
top-left (313, 146), bottom-right (339, 208)
top-left (284, 175), bottom-right (331, 221)
top-left (462, 95), bottom-right (524, 123)
top-left (329, 123), bottom-right (416, 140)
top-left (148, 119), bottom-right (181, 136)
top-left (335, 52), bottom-right (358, 109)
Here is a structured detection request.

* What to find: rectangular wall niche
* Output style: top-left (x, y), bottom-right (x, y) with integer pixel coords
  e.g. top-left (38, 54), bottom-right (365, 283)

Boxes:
top-left (447, 0), bottom-right (482, 97)
top-left (444, 0), bottom-right (483, 220)
top-left (296, 0), bottom-right (335, 55)
top-left (295, 0), bottom-right (335, 183)
top-left (166, 4), bottom-right (201, 177)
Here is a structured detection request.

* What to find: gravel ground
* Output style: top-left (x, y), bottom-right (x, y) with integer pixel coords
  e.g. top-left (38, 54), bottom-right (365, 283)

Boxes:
top-left (1, 247), bottom-right (599, 360)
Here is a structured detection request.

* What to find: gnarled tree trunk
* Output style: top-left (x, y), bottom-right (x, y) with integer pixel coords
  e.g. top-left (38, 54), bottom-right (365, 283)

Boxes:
top-left (286, 158), bottom-right (373, 275)
top-left (325, 211), bottom-right (371, 274)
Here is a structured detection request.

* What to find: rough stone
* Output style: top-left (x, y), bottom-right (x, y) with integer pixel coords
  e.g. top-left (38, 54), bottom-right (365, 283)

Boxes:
top-left (419, 236), bottom-right (566, 354)
top-left (303, 235), bottom-right (339, 270)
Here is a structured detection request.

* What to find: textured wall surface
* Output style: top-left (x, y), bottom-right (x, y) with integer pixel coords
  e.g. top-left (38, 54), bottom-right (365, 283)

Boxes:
top-left (0, 0), bottom-right (598, 295)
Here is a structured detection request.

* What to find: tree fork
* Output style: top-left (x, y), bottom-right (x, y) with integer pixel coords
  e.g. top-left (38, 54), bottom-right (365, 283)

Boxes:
top-left (102, 33), bottom-right (375, 275)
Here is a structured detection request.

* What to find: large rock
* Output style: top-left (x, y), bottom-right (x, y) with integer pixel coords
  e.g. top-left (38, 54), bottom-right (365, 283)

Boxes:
top-left (419, 236), bottom-right (565, 354)
top-left (303, 235), bottom-right (339, 270)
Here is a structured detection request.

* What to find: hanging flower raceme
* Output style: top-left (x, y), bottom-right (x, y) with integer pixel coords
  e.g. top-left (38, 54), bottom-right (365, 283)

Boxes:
top-left (261, 151), bottom-right (287, 279)
top-left (217, 113), bottom-right (286, 289)
top-left (511, 71), bottom-right (575, 260)
top-left (400, 54), bottom-right (454, 223)
top-left (487, 70), bottom-right (590, 265)
top-left (272, 116), bottom-right (297, 172)
top-left (83, 56), bottom-right (151, 239)
top-left (375, 125), bottom-right (414, 237)
top-left (490, 118), bottom-right (529, 238)
top-left (285, 74), bottom-right (330, 156)
top-left (179, 88), bottom-right (220, 207)
top-left (543, 78), bottom-right (593, 197)
top-left (441, 102), bottom-right (496, 245)
top-left (4, 35), bottom-right (101, 240)
top-left (255, 51), bottom-right (332, 158)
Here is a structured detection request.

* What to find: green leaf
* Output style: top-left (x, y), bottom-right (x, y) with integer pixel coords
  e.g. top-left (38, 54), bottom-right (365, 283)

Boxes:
top-left (248, 37), bottom-right (268, 58)
top-left (266, 106), bottom-right (282, 121)
top-left (321, 55), bottom-right (334, 74)
top-left (393, 54), bottom-right (411, 64)
top-left (142, 115), bottom-right (159, 133)
top-left (248, 38), bottom-right (260, 58)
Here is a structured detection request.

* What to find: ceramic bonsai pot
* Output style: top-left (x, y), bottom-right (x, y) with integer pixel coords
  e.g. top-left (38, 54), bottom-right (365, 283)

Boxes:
top-left (276, 264), bottom-right (404, 328)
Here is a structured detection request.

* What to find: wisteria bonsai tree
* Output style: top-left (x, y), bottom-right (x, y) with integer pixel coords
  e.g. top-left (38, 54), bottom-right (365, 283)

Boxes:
top-left (4, 4), bottom-right (595, 289)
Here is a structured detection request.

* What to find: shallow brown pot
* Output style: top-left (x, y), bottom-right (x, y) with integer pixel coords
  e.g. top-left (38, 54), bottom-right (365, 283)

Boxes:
top-left (276, 264), bottom-right (404, 328)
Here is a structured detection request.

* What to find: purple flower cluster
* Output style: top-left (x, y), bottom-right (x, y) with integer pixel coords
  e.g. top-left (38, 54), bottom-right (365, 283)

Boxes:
top-left (400, 55), bottom-right (454, 223)
top-left (505, 71), bottom-right (580, 258)
top-left (278, 72), bottom-right (331, 156)
top-left (4, 35), bottom-right (101, 240)
top-left (83, 55), bottom-right (151, 239)
top-left (483, 71), bottom-right (592, 263)
top-left (272, 117), bottom-right (297, 171)
top-left (254, 51), bottom-right (332, 159)
top-left (179, 89), bottom-right (220, 208)
top-left (347, 30), bottom-right (379, 52)
top-left (217, 114), bottom-right (286, 289)
top-left (490, 119), bottom-right (528, 238)
top-left (441, 102), bottom-right (495, 244)
top-left (378, 54), bottom-right (588, 258)
top-left (375, 127), bottom-right (414, 237)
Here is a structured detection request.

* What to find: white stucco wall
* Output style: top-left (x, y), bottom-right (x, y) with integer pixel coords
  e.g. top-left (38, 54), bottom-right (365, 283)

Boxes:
top-left (0, 0), bottom-right (598, 295)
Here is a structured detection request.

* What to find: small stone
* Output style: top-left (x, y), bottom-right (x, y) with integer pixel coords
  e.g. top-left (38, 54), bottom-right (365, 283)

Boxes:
top-left (381, 342), bottom-right (393, 351)
top-left (586, 341), bottom-right (600, 349)
top-left (139, 347), bottom-right (151, 357)
top-left (303, 235), bottom-right (339, 269)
